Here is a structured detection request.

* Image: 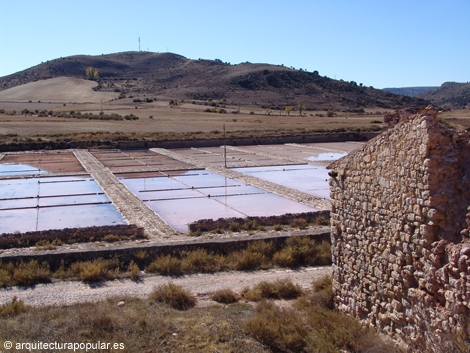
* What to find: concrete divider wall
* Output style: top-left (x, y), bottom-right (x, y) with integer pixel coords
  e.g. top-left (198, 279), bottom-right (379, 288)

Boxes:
top-left (0, 132), bottom-right (379, 152)
top-left (0, 232), bottom-right (331, 271)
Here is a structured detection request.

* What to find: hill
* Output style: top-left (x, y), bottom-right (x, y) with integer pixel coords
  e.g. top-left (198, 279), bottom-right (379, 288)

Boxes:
top-left (382, 86), bottom-right (438, 97)
top-left (0, 51), bottom-right (428, 111)
top-left (0, 77), bottom-right (117, 103)
top-left (416, 82), bottom-right (470, 109)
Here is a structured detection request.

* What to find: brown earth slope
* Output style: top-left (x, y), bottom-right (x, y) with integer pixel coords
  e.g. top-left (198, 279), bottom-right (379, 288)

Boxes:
top-left (416, 81), bottom-right (470, 109)
top-left (0, 51), bottom-right (428, 111)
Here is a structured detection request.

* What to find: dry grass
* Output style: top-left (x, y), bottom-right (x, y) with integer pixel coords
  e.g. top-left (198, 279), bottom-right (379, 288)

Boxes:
top-left (246, 287), bottom-right (401, 353)
top-left (294, 275), bottom-right (334, 310)
top-left (181, 248), bottom-right (226, 273)
top-left (0, 237), bottom-right (332, 287)
top-left (0, 296), bottom-right (268, 353)
top-left (273, 237), bottom-right (331, 267)
top-left (0, 297), bottom-right (29, 317)
top-left (149, 283), bottom-right (196, 310)
top-left (241, 279), bottom-right (303, 301)
top-left (245, 300), bottom-right (309, 352)
top-left (0, 96), bottom-right (389, 150)
top-left (69, 259), bottom-right (120, 282)
top-left (0, 292), bottom-right (403, 353)
top-left (147, 255), bottom-right (183, 276)
top-left (127, 261), bottom-right (141, 280)
top-left (0, 278), bottom-right (405, 353)
top-left (290, 218), bottom-right (308, 229)
top-left (0, 260), bottom-right (51, 287)
top-left (211, 289), bottom-right (240, 304)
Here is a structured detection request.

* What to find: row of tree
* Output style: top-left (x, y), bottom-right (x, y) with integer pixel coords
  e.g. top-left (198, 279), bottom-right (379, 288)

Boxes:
top-left (85, 67), bottom-right (99, 80)
top-left (285, 103), bottom-right (306, 116)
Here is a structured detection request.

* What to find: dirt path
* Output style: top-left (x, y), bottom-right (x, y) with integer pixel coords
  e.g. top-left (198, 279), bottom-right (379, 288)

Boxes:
top-left (0, 266), bottom-right (332, 307)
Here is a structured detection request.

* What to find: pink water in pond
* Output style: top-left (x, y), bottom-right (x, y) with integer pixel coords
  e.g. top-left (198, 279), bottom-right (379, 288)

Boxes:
top-left (233, 165), bottom-right (331, 199)
top-left (119, 170), bottom-right (318, 233)
top-left (0, 176), bottom-right (125, 234)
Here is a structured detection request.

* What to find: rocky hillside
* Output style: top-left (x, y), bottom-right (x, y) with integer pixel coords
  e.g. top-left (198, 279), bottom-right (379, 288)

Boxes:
top-left (0, 51), bottom-right (429, 111)
top-left (382, 86), bottom-right (438, 97)
top-left (416, 82), bottom-right (470, 109)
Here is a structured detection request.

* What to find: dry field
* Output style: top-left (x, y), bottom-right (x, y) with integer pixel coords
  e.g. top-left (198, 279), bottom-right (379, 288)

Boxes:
top-left (0, 101), bottom-right (387, 138)
top-left (1, 76), bottom-right (467, 140)
top-left (0, 77), bottom-right (117, 103)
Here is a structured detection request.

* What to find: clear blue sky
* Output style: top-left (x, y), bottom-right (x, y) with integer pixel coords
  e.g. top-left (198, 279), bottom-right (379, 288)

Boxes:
top-left (1, 0), bottom-right (468, 88)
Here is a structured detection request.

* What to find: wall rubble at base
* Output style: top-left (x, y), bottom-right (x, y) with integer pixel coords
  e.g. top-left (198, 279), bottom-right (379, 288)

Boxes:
top-left (328, 107), bottom-right (470, 352)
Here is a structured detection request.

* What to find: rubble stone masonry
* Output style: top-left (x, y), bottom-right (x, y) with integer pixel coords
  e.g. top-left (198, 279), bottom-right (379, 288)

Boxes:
top-left (328, 108), bottom-right (470, 351)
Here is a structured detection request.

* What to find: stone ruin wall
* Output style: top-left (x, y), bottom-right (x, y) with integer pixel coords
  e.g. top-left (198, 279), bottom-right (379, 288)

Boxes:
top-left (328, 109), bottom-right (470, 352)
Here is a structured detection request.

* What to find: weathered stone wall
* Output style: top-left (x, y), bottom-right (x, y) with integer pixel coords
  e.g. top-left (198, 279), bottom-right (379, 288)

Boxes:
top-left (328, 108), bottom-right (470, 352)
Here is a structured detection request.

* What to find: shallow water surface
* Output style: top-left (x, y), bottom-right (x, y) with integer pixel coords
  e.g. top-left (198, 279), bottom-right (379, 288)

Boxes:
top-left (0, 176), bottom-right (125, 233)
top-left (233, 165), bottom-right (331, 199)
top-left (119, 169), bottom-right (318, 233)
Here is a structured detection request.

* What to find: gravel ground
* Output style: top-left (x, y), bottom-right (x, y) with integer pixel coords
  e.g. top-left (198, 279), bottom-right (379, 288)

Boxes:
top-left (0, 266), bottom-right (332, 307)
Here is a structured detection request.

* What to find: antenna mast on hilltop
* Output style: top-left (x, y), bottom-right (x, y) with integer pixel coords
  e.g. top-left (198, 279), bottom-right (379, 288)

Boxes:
top-left (139, 37), bottom-right (141, 52)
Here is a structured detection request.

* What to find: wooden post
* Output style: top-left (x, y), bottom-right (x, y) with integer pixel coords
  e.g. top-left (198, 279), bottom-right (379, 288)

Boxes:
top-left (223, 124), bottom-right (227, 168)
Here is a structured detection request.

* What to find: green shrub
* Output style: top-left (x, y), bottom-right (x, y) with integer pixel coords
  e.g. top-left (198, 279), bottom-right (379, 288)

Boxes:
top-left (242, 219), bottom-right (258, 231)
top-left (182, 249), bottom-right (225, 273)
top-left (232, 249), bottom-right (267, 271)
top-left (133, 250), bottom-right (149, 267)
top-left (71, 259), bottom-right (120, 282)
top-left (290, 218), bottom-right (308, 229)
top-left (246, 240), bottom-right (275, 258)
top-left (12, 260), bottom-right (51, 286)
top-left (247, 298), bottom-right (396, 353)
top-left (211, 289), bottom-right (239, 304)
top-left (229, 222), bottom-right (240, 232)
top-left (273, 224), bottom-right (283, 231)
top-left (314, 240), bottom-right (332, 265)
top-left (188, 229), bottom-right (202, 237)
top-left (312, 274), bottom-right (332, 293)
top-left (295, 275), bottom-right (334, 310)
top-left (245, 300), bottom-right (308, 352)
top-left (272, 247), bottom-right (295, 267)
top-left (147, 255), bottom-right (182, 276)
top-left (0, 297), bottom-right (28, 317)
top-left (0, 266), bottom-right (13, 288)
top-left (149, 283), bottom-right (196, 310)
top-left (242, 279), bottom-right (303, 301)
top-left (128, 261), bottom-right (141, 280)
top-left (102, 234), bottom-right (121, 242)
top-left (315, 215), bottom-right (330, 226)
top-left (273, 237), bottom-right (331, 268)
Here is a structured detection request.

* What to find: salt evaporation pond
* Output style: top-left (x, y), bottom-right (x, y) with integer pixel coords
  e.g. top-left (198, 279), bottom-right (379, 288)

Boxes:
top-left (0, 163), bottom-right (48, 176)
top-left (0, 176), bottom-right (126, 234)
top-left (305, 152), bottom-right (347, 161)
top-left (119, 170), bottom-right (318, 233)
top-left (233, 165), bottom-right (331, 199)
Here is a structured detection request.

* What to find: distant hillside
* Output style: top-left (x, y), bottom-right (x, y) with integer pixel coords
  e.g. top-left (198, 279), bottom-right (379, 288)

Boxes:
top-left (0, 51), bottom-right (429, 111)
top-left (382, 86), bottom-right (438, 97)
top-left (416, 82), bottom-right (470, 109)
